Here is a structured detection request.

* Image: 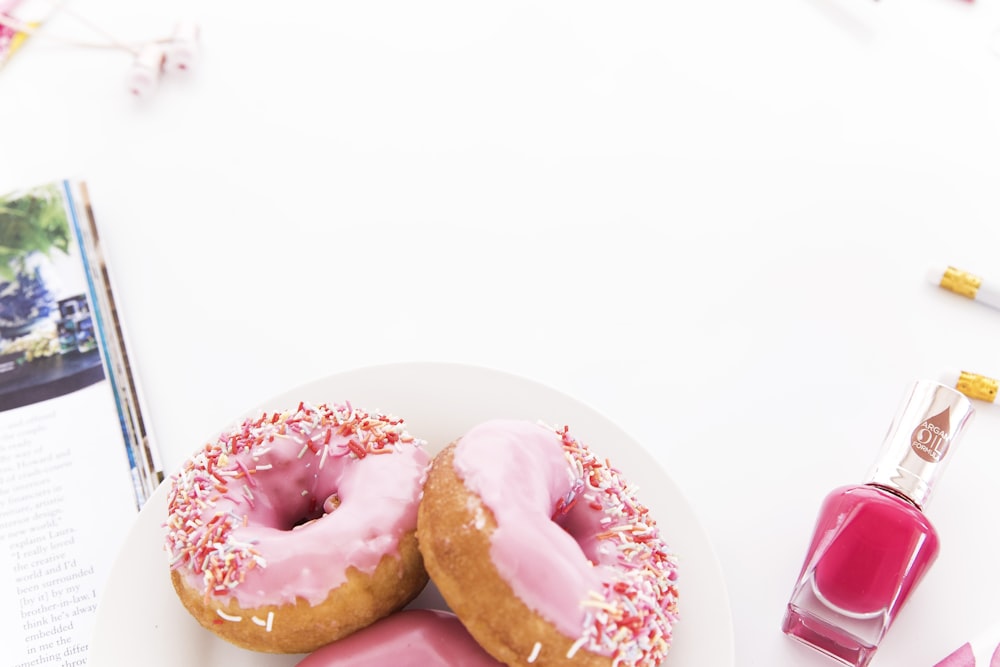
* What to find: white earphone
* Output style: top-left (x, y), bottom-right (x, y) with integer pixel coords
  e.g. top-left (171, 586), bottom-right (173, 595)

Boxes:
top-left (124, 22), bottom-right (201, 97)
top-left (0, 4), bottom-right (200, 98)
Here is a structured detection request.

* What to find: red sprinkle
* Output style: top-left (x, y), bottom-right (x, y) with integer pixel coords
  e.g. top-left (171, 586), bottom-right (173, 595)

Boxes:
top-left (346, 439), bottom-right (367, 459)
top-left (550, 424), bottom-right (679, 667)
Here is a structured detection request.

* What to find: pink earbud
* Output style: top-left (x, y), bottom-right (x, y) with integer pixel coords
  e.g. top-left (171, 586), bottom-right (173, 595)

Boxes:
top-left (162, 21), bottom-right (199, 73)
top-left (126, 43), bottom-right (165, 97)
top-left (125, 22), bottom-right (199, 97)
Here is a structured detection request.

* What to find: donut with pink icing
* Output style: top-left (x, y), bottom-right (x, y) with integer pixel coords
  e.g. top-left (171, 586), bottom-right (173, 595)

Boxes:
top-left (417, 419), bottom-right (680, 667)
top-left (165, 402), bottom-right (431, 653)
top-left (295, 609), bottom-right (505, 667)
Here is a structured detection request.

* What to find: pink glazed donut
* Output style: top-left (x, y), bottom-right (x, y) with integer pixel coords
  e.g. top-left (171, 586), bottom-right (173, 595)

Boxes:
top-left (295, 610), bottom-right (505, 667)
top-left (417, 419), bottom-right (680, 667)
top-left (165, 402), bottom-right (431, 653)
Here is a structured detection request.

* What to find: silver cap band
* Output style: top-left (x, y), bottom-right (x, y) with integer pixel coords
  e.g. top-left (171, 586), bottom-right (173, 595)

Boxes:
top-left (866, 380), bottom-right (975, 508)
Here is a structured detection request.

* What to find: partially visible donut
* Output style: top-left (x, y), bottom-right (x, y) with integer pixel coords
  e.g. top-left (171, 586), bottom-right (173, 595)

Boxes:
top-left (295, 609), bottom-right (505, 667)
top-left (165, 402), bottom-right (430, 653)
top-left (417, 419), bottom-right (679, 667)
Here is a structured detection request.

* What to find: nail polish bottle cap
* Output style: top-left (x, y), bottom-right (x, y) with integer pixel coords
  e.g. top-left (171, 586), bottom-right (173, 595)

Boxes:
top-left (866, 379), bottom-right (975, 508)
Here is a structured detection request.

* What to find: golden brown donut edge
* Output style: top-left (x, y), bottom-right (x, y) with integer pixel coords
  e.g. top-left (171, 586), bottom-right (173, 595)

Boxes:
top-left (417, 443), bottom-right (612, 667)
top-left (169, 530), bottom-right (428, 654)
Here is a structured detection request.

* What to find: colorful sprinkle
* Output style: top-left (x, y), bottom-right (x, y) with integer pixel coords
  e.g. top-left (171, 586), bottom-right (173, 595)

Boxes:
top-left (164, 402), bottom-right (418, 600)
top-left (549, 424), bottom-right (679, 667)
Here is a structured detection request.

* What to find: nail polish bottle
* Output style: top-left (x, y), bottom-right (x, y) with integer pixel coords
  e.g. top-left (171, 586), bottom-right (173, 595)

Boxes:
top-left (782, 380), bottom-right (975, 667)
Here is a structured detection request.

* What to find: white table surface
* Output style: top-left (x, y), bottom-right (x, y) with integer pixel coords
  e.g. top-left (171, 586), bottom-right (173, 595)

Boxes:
top-left (3, 1), bottom-right (1000, 666)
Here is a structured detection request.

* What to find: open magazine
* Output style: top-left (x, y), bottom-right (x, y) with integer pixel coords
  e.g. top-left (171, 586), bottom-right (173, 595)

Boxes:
top-left (0, 181), bottom-right (161, 667)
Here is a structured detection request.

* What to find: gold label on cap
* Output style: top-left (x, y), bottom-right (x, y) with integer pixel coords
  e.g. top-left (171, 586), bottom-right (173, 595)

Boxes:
top-left (957, 371), bottom-right (999, 403)
top-left (910, 408), bottom-right (951, 463)
top-left (940, 266), bottom-right (982, 299)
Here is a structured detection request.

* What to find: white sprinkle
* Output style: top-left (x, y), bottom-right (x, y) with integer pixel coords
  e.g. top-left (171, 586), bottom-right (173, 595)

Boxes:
top-left (255, 463), bottom-right (272, 471)
top-left (301, 489), bottom-right (309, 496)
top-left (251, 615), bottom-right (267, 627)
top-left (266, 611), bottom-right (274, 632)
top-left (566, 636), bottom-right (586, 659)
top-left (298, 444), bottom-right (309, 459)
top-left (320, 444), bottom-right (329, 469)
top-left (216, 609), bottom-right (242, 622)
top-left (527, 642), bottom-right (542, 663)
top-left (581, 599), bottom-right (618, 613)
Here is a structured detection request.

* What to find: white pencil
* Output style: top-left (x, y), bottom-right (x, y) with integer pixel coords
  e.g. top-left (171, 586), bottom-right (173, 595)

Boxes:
top-left (929, 266), bottom-right (1000, 312)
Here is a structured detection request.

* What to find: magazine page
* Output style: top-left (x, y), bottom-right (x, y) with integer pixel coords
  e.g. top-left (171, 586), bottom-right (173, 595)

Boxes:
top-left (0, 182), bottom-right (159, 667)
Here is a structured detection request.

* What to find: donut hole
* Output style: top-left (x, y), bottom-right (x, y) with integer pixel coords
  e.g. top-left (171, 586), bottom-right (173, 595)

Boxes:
top-left (290, 493), bottom-right (341, 530)
top-left (552, 513), bottom-right (591, 546)
top-left (552, 496), bottom-right (608, 566)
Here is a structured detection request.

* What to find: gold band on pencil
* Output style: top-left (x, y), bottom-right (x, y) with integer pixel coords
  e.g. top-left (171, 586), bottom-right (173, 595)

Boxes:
top-left (956, 371), bottom-right (998, 403)
top-left (940, 267), bottom-right (982, 299)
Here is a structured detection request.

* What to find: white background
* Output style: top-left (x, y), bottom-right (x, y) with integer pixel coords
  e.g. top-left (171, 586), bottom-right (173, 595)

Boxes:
top-left (3, 1), bottom-right (1000, 665)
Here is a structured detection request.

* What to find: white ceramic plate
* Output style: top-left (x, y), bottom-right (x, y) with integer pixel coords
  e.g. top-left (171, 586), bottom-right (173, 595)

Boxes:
top-left (90, 362), bottom-right (734, 667)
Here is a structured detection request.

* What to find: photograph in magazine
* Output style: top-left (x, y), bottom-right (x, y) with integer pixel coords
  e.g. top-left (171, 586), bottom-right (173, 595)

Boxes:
top-left (0, 183), bottom-right (105, 412)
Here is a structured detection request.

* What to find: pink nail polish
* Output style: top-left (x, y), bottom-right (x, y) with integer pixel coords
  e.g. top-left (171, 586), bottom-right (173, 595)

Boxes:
top-left (782, 380), bottom-right (975, 667)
